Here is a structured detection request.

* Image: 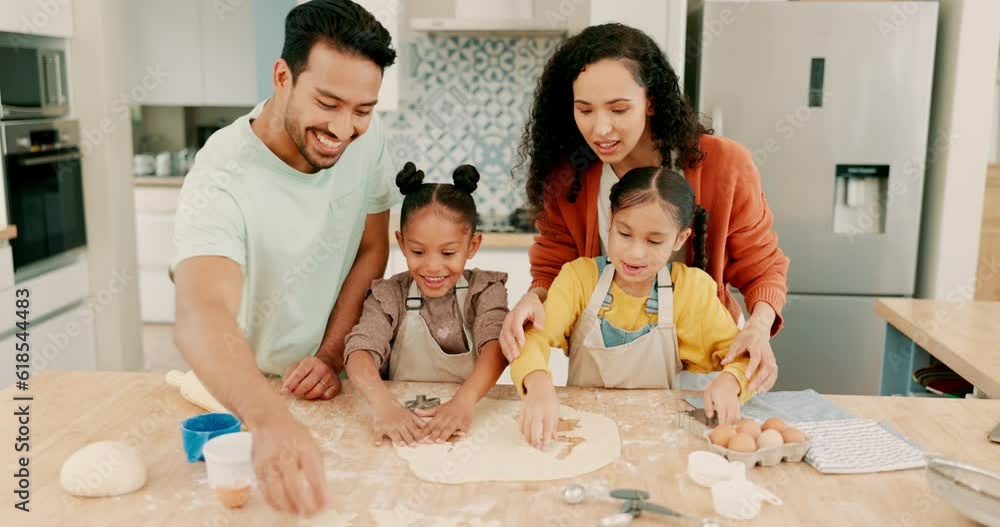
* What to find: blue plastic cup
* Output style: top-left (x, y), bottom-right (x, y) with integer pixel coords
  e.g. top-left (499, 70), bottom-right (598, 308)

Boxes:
top-left (181, 413), bottom-right (241, 463)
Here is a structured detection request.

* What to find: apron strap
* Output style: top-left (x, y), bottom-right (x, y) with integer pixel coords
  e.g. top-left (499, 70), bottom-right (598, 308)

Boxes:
top-left (656, 263), bottom-right (674, 329)
top-left (405, 274), bottom-right (473, 346)
top-left (585, 258), bottom-right (617, 320)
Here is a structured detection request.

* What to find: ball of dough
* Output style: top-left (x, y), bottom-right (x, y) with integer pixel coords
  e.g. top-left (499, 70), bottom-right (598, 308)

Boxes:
top-left (757, 429), bottom-right (785, 449)
top-left (736, 420), bottom-right (762, 439)
top-left (727, 433), bottom-right (757, 453)
top-left (61, 441), bottom-right (146, 497)
top-left (761, 418), bottom-right (786, 432)
top-left (780, 428), bottom-right (807, 444)
top-left (709, 424), bottom-right (738, 448)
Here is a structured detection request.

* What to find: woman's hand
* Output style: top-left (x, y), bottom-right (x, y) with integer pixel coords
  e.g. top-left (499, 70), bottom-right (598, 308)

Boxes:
top-left (499, 290), bottom-right (546, 361)
top-left (414, 391), bottom-right (476, 443)
top-left (722, 304), bottom-right (778, 393)
top-left (704, 372), bottom-right (742, 425)
top-left (372, 397), bottom-right (426, 447)
top-left (518, 371), bottom-right (559, 449)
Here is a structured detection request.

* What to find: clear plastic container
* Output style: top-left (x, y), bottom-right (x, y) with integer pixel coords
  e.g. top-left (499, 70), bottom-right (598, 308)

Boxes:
top-left (202, 431), bottom-right (254, 508)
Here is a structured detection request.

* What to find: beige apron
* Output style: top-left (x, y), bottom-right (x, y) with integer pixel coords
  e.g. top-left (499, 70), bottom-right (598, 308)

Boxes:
top-left (388, 276), bottom-right (477, 382)
top-left (567, 263), bottom-right (682, 388)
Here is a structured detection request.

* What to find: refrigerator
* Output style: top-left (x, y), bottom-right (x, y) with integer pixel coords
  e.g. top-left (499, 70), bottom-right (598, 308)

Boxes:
top-left (687, 1), bottom-right (939, 394)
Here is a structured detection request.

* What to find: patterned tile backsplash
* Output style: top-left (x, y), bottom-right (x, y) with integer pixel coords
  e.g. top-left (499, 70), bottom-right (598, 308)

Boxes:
top-left (381, 34), bottom-right (562, 218)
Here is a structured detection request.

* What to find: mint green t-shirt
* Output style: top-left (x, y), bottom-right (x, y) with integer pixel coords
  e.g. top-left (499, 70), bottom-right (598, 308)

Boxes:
top-left (172, 100), bottom-right (398, 375)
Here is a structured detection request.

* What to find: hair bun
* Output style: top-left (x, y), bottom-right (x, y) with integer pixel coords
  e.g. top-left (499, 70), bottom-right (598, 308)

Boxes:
top-left (452, 164), bottom-right (480, 194)
top-left (395, 162), bottom-right (425, 195)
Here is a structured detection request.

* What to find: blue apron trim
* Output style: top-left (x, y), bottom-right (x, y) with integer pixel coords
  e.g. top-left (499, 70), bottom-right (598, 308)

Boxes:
top-left (595, 256), bottom-right (671, 347)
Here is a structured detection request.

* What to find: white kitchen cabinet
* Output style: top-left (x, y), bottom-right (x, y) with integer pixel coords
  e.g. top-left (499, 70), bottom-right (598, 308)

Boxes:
top-left (128, 0), bottom-right (257, 107)
top-left (566, 0), bottom-right (687, 86)
top-left (0, 0), bottom-right (73, 38)
top-left (200, 0), bottom-right (258, 107)
top-left (134, 187), bottom-right (182, 323)
top-left (139, 270), bottom-right (176, 323)
top-left (1, 302), bottom-right (97, 388)
top-left (126, 0), bottom-right (203, 106)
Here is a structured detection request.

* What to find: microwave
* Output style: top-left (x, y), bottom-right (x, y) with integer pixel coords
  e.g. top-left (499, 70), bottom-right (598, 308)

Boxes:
top-left (0, 43), bottom-right (69, 120)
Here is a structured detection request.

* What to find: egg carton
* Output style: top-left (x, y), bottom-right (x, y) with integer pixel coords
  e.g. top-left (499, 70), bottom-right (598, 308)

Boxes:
top-left (700, 429), bottom-right (810, 467)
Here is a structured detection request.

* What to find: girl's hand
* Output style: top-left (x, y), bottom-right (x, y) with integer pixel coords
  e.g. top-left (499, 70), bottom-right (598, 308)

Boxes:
top-left (372, 397), bottom-right (426, 447)
top-left (499, 291), bottom-right (546, 361)
top-left (414, 392), bottom-right (476, 443)
top-left (519, 373), bottom-right (560, 449)
top-left (722, 321), bottom-right (778, 393)
top-left (704, 372), bottom-right (742, 425)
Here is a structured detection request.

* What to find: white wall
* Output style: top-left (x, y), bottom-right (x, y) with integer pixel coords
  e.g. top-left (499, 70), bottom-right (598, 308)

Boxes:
top-left (69, 0), bottom-right (144, 371)
top-left (916, 0), bottom-right (1000, 300)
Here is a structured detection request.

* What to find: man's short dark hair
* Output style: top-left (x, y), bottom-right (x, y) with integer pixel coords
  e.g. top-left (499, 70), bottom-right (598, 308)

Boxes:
top-left (281, 0), bottom-right (396, 80)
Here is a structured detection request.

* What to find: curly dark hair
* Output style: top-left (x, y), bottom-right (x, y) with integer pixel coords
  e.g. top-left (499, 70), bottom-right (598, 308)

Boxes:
top-left (517, 23), bottom-right (710, 215)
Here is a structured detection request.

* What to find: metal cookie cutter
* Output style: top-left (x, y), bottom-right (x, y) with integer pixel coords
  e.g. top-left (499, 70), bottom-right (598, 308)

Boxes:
top-left (405, 394), bottom-right (441, 411)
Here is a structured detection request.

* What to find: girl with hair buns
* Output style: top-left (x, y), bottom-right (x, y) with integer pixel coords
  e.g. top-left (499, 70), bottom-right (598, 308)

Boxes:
top-left (345, 162), bottom-right (510, 447)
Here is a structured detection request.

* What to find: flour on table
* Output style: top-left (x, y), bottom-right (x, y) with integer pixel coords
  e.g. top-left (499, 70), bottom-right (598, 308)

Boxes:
top-left (298, 509), bottom-right (357, 526)
top-left (371, 509), bottom-right (502, 527)
top-left (393, 398), bottom-right (620, 483)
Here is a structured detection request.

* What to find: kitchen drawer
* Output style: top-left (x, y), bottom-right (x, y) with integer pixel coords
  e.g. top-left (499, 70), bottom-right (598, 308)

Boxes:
top-left (136, 213), bottom-right (176, 269)
top-left (2, 302), bottom-right (97, 388)
top-left (468, 248), bottom-right (532, 308)
top-left (0, 256), bottom-right (89, 331)
top-left (139, 270), bottom-right (176, 323)
top-left (0, 244), bottom-right (13, 291)
top-left (134, 187), bottom-right (182, 214)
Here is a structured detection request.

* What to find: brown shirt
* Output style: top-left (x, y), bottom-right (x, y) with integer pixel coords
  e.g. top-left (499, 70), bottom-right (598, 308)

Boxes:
top-left (344, 269), bottom-right (509, 375)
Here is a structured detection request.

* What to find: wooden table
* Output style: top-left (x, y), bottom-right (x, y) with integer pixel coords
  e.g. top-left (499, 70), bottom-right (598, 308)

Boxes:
top-left (2, 372), bottom-right (999, 526)
top-left (876, 298), bottom-right (1000, 398)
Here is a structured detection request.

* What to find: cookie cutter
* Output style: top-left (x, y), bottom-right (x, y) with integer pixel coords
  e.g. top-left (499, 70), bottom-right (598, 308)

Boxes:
top-left (405, 394), bottom-right (441, 411)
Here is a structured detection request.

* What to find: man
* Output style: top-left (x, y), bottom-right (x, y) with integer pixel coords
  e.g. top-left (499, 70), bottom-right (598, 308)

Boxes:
top-left (172, 0), bottom-right (396, 517)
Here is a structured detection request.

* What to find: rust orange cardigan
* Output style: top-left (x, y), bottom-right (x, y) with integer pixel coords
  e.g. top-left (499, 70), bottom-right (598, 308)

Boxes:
top-left (529, 134), bottom-right (790, 335)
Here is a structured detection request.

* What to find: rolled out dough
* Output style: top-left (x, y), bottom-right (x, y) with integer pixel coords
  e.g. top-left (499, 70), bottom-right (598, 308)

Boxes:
top-left (393, 398), bottom-right (620, 483)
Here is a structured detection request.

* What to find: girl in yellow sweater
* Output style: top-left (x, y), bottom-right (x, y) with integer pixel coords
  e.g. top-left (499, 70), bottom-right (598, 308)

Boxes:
top-left (511, 167), bottom-right (754, 448)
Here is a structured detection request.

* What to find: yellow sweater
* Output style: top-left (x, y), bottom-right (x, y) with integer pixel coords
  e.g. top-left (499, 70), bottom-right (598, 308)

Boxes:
top-left (511, 257), bottom-right (753, 401)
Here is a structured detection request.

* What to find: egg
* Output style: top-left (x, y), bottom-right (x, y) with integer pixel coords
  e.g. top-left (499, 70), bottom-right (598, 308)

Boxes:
top-left (727, 433), bottom-right (757, 453)
top-left (709, 424), bottom-right (738, 448)
top-left (761, 418), bottom-right (786, 432)
top-left (736, 420), bottom-right (762, 439)
top-left (780, 427), bottom-right (807, 444)
top-left (757, 429), bottom-right (785, 449)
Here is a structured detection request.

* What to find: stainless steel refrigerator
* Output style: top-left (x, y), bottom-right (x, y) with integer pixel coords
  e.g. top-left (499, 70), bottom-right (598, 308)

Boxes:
top-left (688, 1), bottom-right (939, 394)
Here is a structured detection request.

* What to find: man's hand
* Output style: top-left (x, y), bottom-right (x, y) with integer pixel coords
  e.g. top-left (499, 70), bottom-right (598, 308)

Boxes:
top-left (252, 413), bottom-right (328, 517)
top-left (281, 356), bottom-right (341, 400)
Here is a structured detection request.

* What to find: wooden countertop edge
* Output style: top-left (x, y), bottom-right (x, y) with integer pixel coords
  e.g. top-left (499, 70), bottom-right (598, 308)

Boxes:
top-left (480, 231), bottom-right (535, 249)
top-left (0, 225), bottom-right (16, 241)
top-left (875, 298), bottom-right (1000, 397)
top-left (134, 176), bottom-right (185, 188)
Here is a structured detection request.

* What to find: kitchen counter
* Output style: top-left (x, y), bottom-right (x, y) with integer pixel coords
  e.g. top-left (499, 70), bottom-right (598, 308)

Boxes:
top-left (134, 175), bottom-right (186, 187)
top-left (480, 231), bottom-right (535, 249)
top-left (6, 371), bottom-right (1000, 525)
top-left (877, 298), bottom-right (1000, 398)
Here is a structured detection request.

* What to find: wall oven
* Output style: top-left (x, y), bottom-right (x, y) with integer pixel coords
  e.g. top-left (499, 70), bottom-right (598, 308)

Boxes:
top-left (1, 119), bottom-right (86, 271)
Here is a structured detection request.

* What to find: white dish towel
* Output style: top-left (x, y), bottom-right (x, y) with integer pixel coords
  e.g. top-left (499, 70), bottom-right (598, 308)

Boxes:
top-left (792, 418), bottom-right (928, 474)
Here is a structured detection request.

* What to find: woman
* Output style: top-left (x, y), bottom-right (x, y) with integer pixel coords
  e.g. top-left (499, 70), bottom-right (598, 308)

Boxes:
top-left (500, 23), bottom-right (789, 392)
